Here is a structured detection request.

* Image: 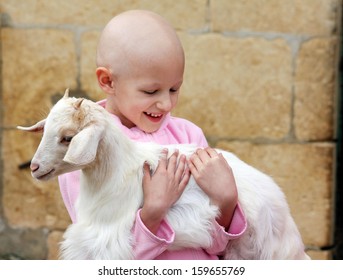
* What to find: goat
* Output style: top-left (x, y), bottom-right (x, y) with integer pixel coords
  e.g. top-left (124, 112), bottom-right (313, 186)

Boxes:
top-left (18, 89), bottom-right (310, 260)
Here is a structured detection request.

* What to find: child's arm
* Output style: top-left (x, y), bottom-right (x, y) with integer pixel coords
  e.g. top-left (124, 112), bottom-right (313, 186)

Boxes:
top-left (140, 149), bottom-right (190, 234)
top-left (188, 147), bottom-right (238, 229)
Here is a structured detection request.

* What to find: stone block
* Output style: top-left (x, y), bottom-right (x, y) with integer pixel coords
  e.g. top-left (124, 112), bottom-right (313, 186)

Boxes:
top-left (307, 249), bottom-right (332, 260)
top-left (133, 0), bottom-right (208, 30)
top-left (0, 0), bottom-right (339, 261)
top-left (1, 28), bottom-right (77, 127)
top-left (211, 0), bottom-right (339, 36)
top-left (175, 33), bottom-right (292, 140)
top-left (2, 130), bottom-right (71, 229)
top-left (294, 38), bottom-right (337, 141)
top-left (1, 0), bottom-right (208, 30)
top-left (1, 0), bottom-right (116, 27)
top-left (216, 141), bottom-right (334, 247)
top-left (0, 225), bottom-right (48, 259)
top-left (80, 31), bottom-right (104, 100)
top-left (47, 230), bottom-right (64, 260)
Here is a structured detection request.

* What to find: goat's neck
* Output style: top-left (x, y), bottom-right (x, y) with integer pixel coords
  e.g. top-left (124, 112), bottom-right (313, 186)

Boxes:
top-left (77, 123), bottom-right (157, 222)
top-left (82, 126), bottom-right (141, 190)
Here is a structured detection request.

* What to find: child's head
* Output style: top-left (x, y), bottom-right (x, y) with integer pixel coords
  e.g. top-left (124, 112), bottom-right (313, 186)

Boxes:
top-left (96, 10), bottom-right (185, 133)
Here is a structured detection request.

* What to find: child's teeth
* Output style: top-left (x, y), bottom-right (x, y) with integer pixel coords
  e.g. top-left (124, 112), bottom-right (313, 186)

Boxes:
top-left (148, 113), bottom-right (161, 117)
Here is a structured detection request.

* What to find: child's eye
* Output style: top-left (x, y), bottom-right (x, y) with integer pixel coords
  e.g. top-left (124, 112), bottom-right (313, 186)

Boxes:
top-left (170, 88), bottom-right (178, 93)
top-left (143, 90), bottom-right (158, 95)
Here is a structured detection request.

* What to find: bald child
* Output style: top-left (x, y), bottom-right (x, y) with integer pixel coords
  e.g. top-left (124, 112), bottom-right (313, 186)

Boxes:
top-left (58, 10), bottom-right (246, 260)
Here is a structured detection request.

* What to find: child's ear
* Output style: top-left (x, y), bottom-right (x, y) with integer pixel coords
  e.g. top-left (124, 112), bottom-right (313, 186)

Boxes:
top-left (96, 67), bottom-right (116, 94)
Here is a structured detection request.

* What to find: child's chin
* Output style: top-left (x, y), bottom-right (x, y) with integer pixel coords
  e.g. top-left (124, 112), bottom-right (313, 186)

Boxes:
top-left (142, 127), bottom-right (160, 133)
top-left (139, 119), bottom-right (164, 133)
top-left (139, 123), bottom-right (161, 133)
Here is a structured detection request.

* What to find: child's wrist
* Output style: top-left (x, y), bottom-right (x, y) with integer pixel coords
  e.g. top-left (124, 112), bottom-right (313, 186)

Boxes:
top-left (213, 189), bottom-right (238, 210)
top-left (140, 205), bottom-right (166, 235)
top-left (214, 191), bottom-right (238, 229)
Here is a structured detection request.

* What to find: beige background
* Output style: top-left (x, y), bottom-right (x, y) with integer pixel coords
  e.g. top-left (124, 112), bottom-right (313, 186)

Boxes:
top-left (0, 0), bottom-right (341, 259)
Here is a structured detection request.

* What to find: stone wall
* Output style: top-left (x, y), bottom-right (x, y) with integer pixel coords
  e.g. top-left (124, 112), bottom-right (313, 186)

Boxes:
top-left (0, 0), bottom-right (341, 260)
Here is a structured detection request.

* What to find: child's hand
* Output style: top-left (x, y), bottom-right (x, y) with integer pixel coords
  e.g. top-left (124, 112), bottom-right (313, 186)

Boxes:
top-left (141, 149), bottom-right (190, 234)
top-left (188, 147), bottom-right (238, 229)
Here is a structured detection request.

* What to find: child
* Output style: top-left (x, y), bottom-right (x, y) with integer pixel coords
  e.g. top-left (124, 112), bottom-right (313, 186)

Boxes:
top-left (58, 9), bottom-right (246, 260)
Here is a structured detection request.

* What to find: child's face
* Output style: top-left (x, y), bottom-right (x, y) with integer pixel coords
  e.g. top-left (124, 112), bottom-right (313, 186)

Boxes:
top-left (109, 54), bottom-right (184, 133)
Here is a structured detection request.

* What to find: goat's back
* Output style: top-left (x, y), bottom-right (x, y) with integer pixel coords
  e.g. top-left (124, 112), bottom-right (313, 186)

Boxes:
top-left (165, 145), bottom-right (308, 259)
top-left (219, 151), bottom-right (308, 259)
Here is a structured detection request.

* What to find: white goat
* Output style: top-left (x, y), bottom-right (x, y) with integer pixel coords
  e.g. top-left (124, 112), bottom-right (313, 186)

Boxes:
top-left (18, 90), bottom-right (310, 260)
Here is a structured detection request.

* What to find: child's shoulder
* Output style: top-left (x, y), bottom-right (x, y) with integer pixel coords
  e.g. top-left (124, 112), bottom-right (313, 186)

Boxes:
top-left (168, 115), bottom-right (203, 131)
top-left (166, 116), bottom-right (208, 147)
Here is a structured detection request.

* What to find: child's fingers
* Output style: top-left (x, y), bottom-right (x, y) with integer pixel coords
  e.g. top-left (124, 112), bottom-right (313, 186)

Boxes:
top-left (205, 147), bottom-right (219, 158)
top-left (195, 147), bottom-right (219, 163)
top-left (179, 166), bottom-right (190, 192)
top-left (167, 149), bottom-right (179, 173)
top-left (189, 151), bottom-right (204, 171)
top-left (157, 148), bottom-right (169, 169)
top-left (187, 159), bottom-right (199, 177)
top-left (174, 154), bottom-right (186, 180)
top-left (195, 148), bottom-right (209, 163)
top-left (142, 162), bottom-right (151, 184)
top-left (190, 148), bottom-right (222, 170)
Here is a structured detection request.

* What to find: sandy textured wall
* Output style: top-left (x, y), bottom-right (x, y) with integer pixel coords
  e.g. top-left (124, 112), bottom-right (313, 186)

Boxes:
top-left (0, 0), bottom-right (341, 259)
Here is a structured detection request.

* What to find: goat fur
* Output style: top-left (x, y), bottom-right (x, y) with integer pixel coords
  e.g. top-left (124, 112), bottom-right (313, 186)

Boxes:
top-left (18, 90), bottom-right (310, 260)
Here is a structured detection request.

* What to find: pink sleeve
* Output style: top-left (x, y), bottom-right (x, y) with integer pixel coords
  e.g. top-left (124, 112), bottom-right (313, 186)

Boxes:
top-left (205, 203), bottom-right (247, 255)
top-left (132, 209), bottom-right (175, 260)
top-left (188, 123), bottom-right (208, 148)
top-left (226, 203), bottom-right (247, 236)
top-left (198, 134), bottom-right (208, 148)
top-left (58, 171), bottom-right (80, 223)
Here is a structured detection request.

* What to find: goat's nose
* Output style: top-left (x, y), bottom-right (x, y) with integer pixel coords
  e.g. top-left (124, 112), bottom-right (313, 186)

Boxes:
top-left (30, 162), bottom-right (40, 172)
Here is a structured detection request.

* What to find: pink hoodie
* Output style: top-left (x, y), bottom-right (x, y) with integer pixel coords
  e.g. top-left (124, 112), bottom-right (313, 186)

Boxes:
top-left (58, 99), bottom-right (247, 260)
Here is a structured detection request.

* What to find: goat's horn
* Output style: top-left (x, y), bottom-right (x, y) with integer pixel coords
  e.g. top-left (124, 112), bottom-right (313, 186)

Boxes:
top-left (63, 88), bottom-right (70, 99)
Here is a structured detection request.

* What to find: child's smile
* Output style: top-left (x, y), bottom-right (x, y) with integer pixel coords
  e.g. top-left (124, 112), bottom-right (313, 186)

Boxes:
top-left (144, 112), bottom-right (164, 123)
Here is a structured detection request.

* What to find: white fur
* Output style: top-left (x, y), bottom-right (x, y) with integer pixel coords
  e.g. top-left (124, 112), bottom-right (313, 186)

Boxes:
top-left (19, 92), bottom-right (310, 260)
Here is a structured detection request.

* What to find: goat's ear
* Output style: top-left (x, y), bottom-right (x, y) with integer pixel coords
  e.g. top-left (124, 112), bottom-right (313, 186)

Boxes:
top-left (63, 125), bottom-right (103, 166)
top-left (17, 119), bottom-right (46, 133)
top-left (73, 98), bottom-right (84, 109)
top-left (63, 88), bottom-right (70, 99)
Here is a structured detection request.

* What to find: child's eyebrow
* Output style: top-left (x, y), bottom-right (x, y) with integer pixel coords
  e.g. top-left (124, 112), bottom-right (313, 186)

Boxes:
top-left (141, 82), bottom-right (161, 88)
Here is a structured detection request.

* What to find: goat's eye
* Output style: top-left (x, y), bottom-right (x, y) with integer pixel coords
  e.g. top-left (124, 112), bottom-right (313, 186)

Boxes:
top-left (61, 136), bottom-right (73, 145)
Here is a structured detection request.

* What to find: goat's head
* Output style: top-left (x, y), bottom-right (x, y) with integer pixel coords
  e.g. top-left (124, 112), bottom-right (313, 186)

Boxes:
top-left (18, 89), bottom-right (106, 180)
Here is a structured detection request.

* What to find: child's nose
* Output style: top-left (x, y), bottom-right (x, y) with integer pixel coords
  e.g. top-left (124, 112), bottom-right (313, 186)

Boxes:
top-left (156, 93), bottom-right (172, 111)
